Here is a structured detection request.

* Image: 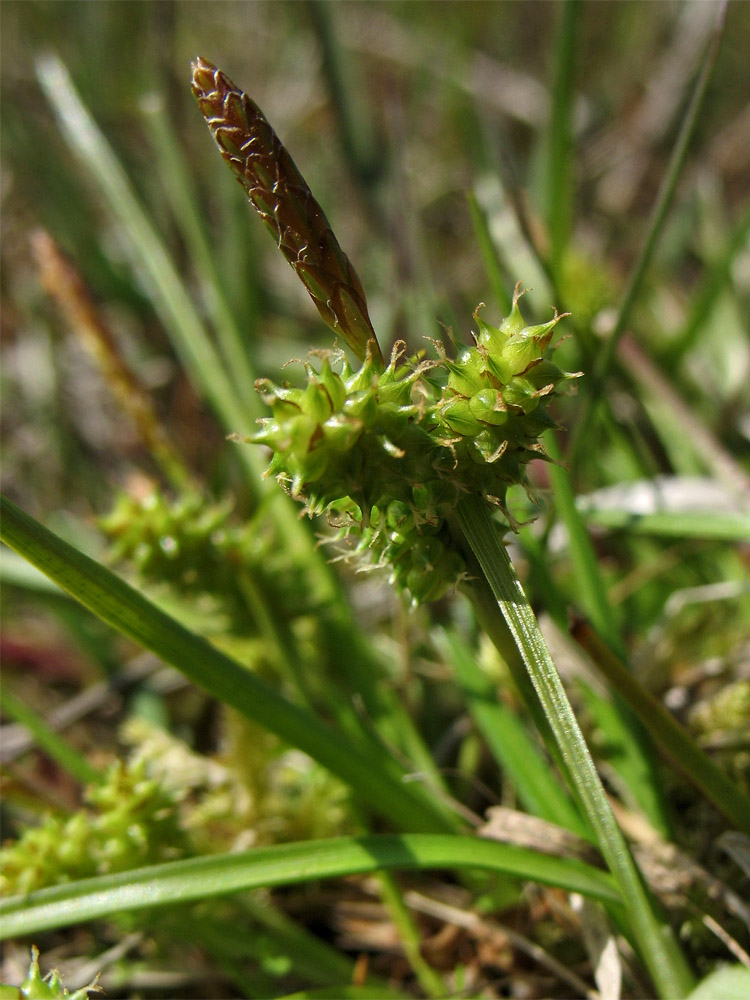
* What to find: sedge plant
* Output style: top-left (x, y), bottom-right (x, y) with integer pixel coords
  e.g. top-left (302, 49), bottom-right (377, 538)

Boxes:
top-left (189, 57), bottom-right (694, 997)
top-left (2, 16), bottom-right (749, 996)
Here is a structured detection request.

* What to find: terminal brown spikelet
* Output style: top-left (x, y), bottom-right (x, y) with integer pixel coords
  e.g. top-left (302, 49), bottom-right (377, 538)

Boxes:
top-left (191, 57), bottom-right (381, 364)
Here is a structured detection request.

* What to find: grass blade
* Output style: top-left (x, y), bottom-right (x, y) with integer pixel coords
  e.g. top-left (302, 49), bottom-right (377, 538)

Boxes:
top-left (0, 686), bottom-right (102, 788)
top-left (0, 832), bottom-right (620, 940)
top-left (579, 507), bottom-right (750, 541)
top-left (0, 495), bottom-right (451, 834)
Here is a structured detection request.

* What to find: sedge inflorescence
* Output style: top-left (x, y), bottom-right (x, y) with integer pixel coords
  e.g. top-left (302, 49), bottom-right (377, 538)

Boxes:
top-left (250, 286), bottom-right (578, 604)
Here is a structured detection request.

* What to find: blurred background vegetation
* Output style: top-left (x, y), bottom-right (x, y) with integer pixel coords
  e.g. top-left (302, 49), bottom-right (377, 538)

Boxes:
top-left (2, 1), bottom-right (749, 516)
top-left (1, 1), bottom-right (749, 997)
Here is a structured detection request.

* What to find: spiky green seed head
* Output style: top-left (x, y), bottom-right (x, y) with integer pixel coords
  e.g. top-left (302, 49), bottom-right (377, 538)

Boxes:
top-left (250, 286), bottom-right (578, 604)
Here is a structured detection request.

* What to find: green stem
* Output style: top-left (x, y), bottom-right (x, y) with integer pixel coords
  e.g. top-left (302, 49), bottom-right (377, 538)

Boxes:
top-left (377, 870), bottom-right (447, 999)
top-left (454, 495), bottom-right (694, 999)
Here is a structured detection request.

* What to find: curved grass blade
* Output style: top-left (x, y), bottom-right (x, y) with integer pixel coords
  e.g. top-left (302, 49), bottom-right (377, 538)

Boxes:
top-left (0, 833), bottom-right (620, 940)
top-left (0, 495), bottom-right (451, 834)
top-left (191, 57), bottom-right (382, 365)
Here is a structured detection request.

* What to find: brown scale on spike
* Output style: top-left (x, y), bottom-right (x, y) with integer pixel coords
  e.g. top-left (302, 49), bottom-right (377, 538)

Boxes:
top-left (191, 57), bottom-right (382, 365)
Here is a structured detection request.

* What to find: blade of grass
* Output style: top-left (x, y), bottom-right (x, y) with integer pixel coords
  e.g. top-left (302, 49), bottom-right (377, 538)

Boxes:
top-left (454, 493), bottom-right (694, 999)
top-left (377, 870), bottom-right (447, 999)
top-left (567, 0), bottom-right (728, 468)
top-left (0, 686), bottom-right (102, 788)
top-left (579, 507), bottom-right (750, 541)
top-left (0, 832), bottom-right (620, 940)
top-left (0, 495), bottom-right (453, 834)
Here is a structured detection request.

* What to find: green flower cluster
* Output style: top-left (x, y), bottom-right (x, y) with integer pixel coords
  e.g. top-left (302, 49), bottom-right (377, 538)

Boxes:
top-left (0, 760), bottom-right (187, 897)
top-left (252, 287), bottom-right (578, 603)
top-left (99, 488), bottom-right (318, 632)
top-left (100, 489), bottom-right (236, 587)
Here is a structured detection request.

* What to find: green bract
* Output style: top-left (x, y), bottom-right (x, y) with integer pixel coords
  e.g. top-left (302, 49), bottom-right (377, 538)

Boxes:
top-left (250, 287), bottom-right (578, 604)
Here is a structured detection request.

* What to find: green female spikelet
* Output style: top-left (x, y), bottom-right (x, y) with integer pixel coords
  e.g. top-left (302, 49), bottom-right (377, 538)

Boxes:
top-left (191, 60), bottom-right (578, 603)
top-left (251, 286), bottom-right (577, 604)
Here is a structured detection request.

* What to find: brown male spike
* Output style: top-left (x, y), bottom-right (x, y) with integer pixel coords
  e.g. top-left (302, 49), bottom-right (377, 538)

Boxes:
top-left (191, 57), bottom-right (382, 365)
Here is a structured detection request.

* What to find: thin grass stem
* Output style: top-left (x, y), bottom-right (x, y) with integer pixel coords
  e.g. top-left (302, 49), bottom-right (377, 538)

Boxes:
top-left (0, 687), bottom-right (103, 789)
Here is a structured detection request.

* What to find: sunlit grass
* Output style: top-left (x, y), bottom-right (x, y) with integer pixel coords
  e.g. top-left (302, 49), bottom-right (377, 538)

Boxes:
top-left (1, 3), bottom-right (749, 997)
